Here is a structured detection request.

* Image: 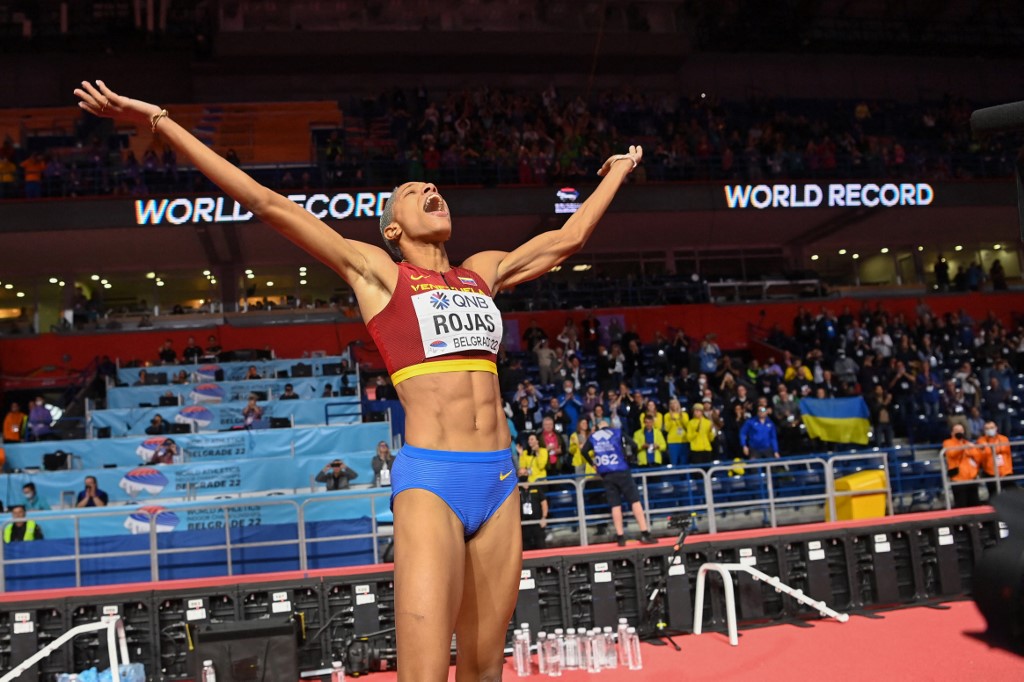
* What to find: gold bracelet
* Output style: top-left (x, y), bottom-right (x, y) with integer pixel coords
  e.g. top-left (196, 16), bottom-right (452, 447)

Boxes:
top-left (614, 155), bottom-right (637, 169)
top-left (150, 109), bottom-right (169, 133)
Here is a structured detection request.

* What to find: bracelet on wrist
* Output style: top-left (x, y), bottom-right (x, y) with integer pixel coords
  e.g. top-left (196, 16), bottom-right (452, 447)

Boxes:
top-left (150, 109), bottom-right (169, 133)
top-left (615, 155), bottom-right (637, 169)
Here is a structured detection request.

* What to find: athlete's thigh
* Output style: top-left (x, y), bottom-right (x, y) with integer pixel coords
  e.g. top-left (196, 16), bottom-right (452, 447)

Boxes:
top-left (454, 489), bottom-right (522, 681)
top-left (393, 489), bottom-right (466, 682)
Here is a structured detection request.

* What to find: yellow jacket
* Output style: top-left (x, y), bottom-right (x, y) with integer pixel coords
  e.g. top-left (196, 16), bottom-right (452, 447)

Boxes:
top-left (663, 410), bottom-right (689, 444)
top-left (633, 427), bottom-right (667, 466)
top-left (518, 447), bottom-right (549, 483)
top-left (570, 432), bottom-right (596, 475)
top-left (687, 415), bottom-right (715, 452)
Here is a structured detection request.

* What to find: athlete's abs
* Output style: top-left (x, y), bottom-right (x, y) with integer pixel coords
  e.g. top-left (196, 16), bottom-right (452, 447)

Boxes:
top-left (396, 371), bottom-right (510, 452)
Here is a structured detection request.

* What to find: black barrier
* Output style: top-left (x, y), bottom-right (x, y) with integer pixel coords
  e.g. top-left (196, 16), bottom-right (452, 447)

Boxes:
top-left (67, 594), bottom-right (156, 676)
top-left (0, 511), bottom-right (1003, 678)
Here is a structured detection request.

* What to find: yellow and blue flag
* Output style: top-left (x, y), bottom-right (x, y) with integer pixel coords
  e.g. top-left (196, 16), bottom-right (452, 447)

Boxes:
top-left (798, 397), bottom-right (871, 445)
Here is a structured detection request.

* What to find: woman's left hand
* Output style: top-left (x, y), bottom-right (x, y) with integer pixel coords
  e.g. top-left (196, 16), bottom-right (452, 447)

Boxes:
top-left (598, 145), bottom-right (643, 176)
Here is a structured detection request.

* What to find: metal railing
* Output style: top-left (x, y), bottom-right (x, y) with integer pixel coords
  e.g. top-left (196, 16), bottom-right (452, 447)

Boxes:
top-left (939, 440), bottom-right (1024, 510)
top-left (2, 441), bottom-right (1009, 591)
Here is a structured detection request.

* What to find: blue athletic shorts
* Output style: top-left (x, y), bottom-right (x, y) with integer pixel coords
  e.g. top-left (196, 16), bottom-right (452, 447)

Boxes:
top-left (390, 444), bottom-right (518, 537)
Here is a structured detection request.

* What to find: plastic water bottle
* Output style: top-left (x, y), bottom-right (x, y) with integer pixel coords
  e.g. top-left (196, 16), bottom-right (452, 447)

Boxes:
top-left (563, 628), bottom-right (579, 670)
top-left (201, 659), bottom-right (217, 682)
top-left (536, 631), bottom-right (548, 674)
top-left (553, 628), bottom-right (565, 662)
top-left (589, 628), bottom-right (606, 673)
top-left (330, 660), bottom-right (345, 682)
top-left (513, 630), bottom-right (529, 677)
top-left (602, 626), bottom-right (618, 669)
top-left (625, 627), bottom-right (643, 670)
top-left (545, 633), bottom-right (562, 676)
top-left (616, 618), bottom-right (630, 665)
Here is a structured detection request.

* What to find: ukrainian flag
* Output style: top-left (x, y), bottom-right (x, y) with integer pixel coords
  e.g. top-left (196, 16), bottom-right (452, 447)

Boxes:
top-left (798, 397), bottom-right (871, 445)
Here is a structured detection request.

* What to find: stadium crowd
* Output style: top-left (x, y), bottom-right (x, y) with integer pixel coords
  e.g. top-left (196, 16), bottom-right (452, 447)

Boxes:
top-left (498, 302), bottom-right (1024, 481)
top-left (0, 87), bottom-right (1015, 200)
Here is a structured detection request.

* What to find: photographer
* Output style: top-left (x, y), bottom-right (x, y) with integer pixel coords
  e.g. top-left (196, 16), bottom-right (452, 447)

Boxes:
top-left (145, 414), bottom-right (169, 435)
top-left (316, 459), bottom-right (358, 491)
top-left (582, 420), bottom-right (658, 547)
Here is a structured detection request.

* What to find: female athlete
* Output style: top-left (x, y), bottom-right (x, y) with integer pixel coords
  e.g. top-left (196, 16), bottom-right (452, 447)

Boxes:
top-left (75, 80), bottom-right (641, 681)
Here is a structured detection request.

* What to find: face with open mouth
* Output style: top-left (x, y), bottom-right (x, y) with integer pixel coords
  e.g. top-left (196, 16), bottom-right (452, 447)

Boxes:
top-left (387, 182), bottom-right (452, 250)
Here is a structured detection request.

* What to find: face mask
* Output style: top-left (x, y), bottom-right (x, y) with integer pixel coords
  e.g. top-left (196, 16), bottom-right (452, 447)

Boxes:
top-left (984, 428), bottom-right (997, 437)
top-left (954, 432), bottom-right (965, 440)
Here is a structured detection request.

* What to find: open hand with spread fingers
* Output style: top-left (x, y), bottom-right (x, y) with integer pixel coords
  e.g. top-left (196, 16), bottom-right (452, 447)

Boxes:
top-left (74, 80), bottom-right (165, 131)
top-left (597, 144), bottom-right (643, 176)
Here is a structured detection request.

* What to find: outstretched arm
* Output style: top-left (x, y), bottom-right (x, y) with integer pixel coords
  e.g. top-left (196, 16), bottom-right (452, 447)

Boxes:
top-left (74, 81), bottom-right (395, 309)
top-left (463, 145), bottom-right (642, 293)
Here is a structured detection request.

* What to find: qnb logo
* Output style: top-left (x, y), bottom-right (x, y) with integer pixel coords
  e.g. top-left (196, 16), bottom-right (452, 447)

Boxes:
top-left (430, 292), bottom-right (451, 310)
top-left (124, 506), bottom-right (180, 534)
top-left (119, 467), bottom-right (170, 497)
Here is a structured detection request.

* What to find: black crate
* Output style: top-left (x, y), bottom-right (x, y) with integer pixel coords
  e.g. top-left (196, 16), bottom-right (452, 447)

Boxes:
top-left (67, 593), bottom-right (156, 677)
top-left (0, 598), bottom-right (71, 681)
top-left (563, 550), bottom-right (643, 631)
top-left (638, 543), bottom-right (701, 635)
top-left (321, 572), bottom-right (397, 671)
top-left (849, 529), bottom-right (917, 609)
top-left (154, 589), bottom-right (237, 681)
top-left (505, 556), bottom-right (565, 646)
top-left (778, 534), bottom-right (854, 615)
top-left (705, 540), bottom-right (785, 623)
top-left (239, 579), bottom-right (326, 672)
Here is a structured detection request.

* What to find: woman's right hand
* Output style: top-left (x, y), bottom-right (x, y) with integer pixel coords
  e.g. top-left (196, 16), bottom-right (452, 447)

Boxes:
top-left (74, 80), bottom-right (161, 128)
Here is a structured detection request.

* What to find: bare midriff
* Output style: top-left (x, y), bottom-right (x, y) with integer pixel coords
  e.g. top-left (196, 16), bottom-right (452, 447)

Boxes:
top-left (395, 370), bottom-right (510, 452)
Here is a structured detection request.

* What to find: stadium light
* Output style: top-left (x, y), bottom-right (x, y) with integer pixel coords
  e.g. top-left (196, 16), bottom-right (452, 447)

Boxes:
top-left (810, 254), bottom-right (819, 261)
top-left (299, 279), bottom-right (307, 285)
top-left (917, 246), bottom-right (924, 251)
top-left (90, 274), bottom-right (100, 281)
top-left (48, 277), bottom-right (58, 284)
top-left (203, 270), bottom-right (211, 276)
top-left (16, 292), bottom-right (24, 298)
top-left (954, 245), bottom-right (963, 251)
top-left (880, 247), bottom-right (889, 254)
top-left (146, 272), bottom-right (156, 279)
top-left (994, 244), bottom-right (1002, 250)
top-left (838, 249), bottom-right (847, 255)
top-left (266, 281), bottom-right (274, 287)
top-left (852, 253), bottom-right (860, 260)
top-left (247, 273), bottom-right (255, 279)
top-left (5, 284), bottom-right (14, 290)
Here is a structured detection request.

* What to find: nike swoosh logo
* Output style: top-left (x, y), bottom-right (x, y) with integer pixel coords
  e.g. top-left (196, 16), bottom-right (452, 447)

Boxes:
top-left (410, 274), bottom-right (429, 280)
top-left (499, 469), bottom-right (514, 481)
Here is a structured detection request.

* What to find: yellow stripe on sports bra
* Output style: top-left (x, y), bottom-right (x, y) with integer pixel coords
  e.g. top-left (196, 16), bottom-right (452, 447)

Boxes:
top-left (391, 359), bottom-right (498, 386)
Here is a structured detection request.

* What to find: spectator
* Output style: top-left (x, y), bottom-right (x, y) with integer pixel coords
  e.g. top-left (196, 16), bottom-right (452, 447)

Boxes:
top-left (982, 377), bottom-right (1013, 437)
top-left (534, 339), bottom-right (557, 385)
top-left (19, 153), bottom-right (46, 199)
top-left (182, 336), bottom-right (204, 363)
top-left (21, 483), bottom-right (49, 511)
top-left (279, 384), bottom-right (300, 400)
top-left (244, 365), bottom-right (261, 380)
top-left (3, 403), bottom-right (27, 443)
top-left (976, 421), bottom-right (1013, 498)
top-left (869, 385), bottom-right (895, 448)
top-left (557, 380), bottom-right (583, 432)
top-left (570, 420), bottom-right (596, 476)
top-left (133, 370), bottom-right (149, 386)
top-left (27, 397), bottom-right (54, 441)
top-left (538, 417), bottom-right (569, 475)
top-left (242, 395), bottom-right (264, 428)
top-left (3, 506), bottom-right (43, 543)
top-left (157, 339), bottom-right (177, 364)
top-left (316, 459), bottom-right (358, 490)
top-left (580, 420), bottom-right (657, 546)
top-left (517, 433), bottom-right (548, 483)
top-left (966, 406), bottom-right (985, 440)
top-left (145, 414), bottom-right (169, 435)
top-left (371, 441), bottom-right (396, 487)
top-left (989, 259), bottom-right (1007, 290)
top-left (663, 398), bottom-right (690, 466)
top-left (686, 403), bottom-right (716, 463)
top-left (698, 334), bottom-right (721, 374)
top-left (148, 438), bottom-right (178, 465)
top-left (943, 424), bottom-right (981, 508)
top-left (321, 384), bottom-right (335, 398)
top-left (632, 414), bottom-right (667, 467)
top-left (518, 479), bottom-right (548, 551)
top-left (204, 335), bottom-right (222, 359)
top-left (740, 405), bottom-right (780, 459)
top-left (171, 370), bottom-right (189, 385)
top-left (76, 476), bottom-right (109, 508)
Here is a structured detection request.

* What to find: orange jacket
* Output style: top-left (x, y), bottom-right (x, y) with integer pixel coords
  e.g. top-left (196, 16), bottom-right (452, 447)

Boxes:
top-left (976, 435), bottom-right (1012, 478)
top-left (3, 412), bottom-right (26, 442)
top-left (943, 437), bottom-right (980, 481)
